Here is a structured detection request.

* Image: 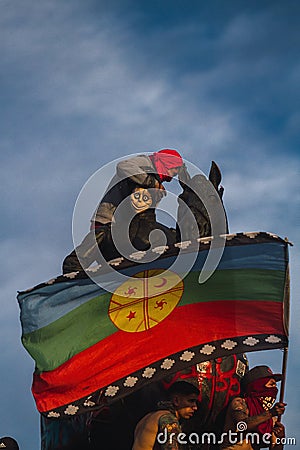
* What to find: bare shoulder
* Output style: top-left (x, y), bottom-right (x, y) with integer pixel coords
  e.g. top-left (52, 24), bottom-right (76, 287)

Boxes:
top-left (133, 410), bottom-right (171, 450)
top-left (135, 410), bottom-right (171, 431)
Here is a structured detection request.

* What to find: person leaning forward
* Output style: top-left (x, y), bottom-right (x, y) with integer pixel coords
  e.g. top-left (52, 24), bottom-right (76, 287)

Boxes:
top-left (220, 365), bottom-right (286, 450)
top-left (62, 149), bottom-right (184, 274)
top-left (132, 381), bottom-right (199, 450)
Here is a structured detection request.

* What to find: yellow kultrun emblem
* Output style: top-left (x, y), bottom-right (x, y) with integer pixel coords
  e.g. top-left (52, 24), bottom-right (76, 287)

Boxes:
top-left (108, 269), bottom-right (184, 332)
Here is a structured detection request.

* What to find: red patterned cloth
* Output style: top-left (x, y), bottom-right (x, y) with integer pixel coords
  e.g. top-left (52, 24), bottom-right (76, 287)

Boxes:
top-left (150, 149), bottom-right (183, 182)
top-left (244, 377), bottom-right (278, 435)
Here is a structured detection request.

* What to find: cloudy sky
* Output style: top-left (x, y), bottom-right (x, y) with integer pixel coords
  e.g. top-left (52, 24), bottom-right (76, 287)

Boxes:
top-left (1, 1), bottom-right (299, 448)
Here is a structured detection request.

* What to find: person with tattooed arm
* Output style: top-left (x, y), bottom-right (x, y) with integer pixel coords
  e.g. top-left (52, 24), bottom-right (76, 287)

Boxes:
top-left (132, 381), bottom-right (199, 450)
top-left (221, 365), bottom-right (286, 450)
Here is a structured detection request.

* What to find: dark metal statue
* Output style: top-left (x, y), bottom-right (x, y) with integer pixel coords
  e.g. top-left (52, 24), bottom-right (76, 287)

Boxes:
top-left (176, 161), bottom-right (229, 241)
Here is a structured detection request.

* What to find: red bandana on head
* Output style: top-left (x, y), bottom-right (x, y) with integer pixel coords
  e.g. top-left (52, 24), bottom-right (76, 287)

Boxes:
top-left (244, 377), bottom-right (278, 435)
top-left (150, 149), bottom-right (183, 182)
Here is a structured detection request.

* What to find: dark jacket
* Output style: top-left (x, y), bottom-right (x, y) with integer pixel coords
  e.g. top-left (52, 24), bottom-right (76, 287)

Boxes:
top-left (92, 155), bottom-right (162, 224)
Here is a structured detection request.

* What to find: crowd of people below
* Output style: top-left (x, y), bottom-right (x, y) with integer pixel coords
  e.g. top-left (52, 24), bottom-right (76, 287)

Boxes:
top-left (131, 365), bottom-right (286, 450)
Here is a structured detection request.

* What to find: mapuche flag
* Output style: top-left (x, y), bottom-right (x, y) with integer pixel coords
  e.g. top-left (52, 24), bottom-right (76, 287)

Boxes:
top-left (17, 232), bottom-right (290, 419)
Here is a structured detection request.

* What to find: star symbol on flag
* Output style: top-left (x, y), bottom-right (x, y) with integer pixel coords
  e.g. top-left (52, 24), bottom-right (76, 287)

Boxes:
top-left (126, 311), bottom-right (136, 321)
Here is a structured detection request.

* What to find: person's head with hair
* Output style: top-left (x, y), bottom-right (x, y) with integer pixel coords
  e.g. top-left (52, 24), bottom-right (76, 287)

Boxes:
top-left (167, 381), bottom-right (199, 420)
top-left (150, 149), bottom-right (184, 182)
top-left (0, 437), bottom-right (19, 450)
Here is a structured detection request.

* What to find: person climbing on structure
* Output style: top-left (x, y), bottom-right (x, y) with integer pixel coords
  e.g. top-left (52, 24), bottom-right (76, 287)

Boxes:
top-left (62, 149), bottom-right (184, 274)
